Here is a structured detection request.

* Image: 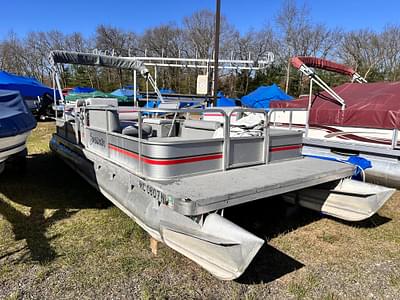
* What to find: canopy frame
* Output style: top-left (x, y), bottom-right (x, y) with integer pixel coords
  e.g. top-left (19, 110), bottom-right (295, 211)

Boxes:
top-left (49, 50), bottom-right (163, 104)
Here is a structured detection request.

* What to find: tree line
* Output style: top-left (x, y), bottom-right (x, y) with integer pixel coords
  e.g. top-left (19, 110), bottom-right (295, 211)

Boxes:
top-left (1, 0), bottom-right (399, 98)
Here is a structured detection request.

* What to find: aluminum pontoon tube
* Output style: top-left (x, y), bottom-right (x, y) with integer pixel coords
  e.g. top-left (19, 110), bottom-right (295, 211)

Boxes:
top-left (50, 138), bottom-right (264, 280)
top-left (282, 179), bottom-right (395, 222)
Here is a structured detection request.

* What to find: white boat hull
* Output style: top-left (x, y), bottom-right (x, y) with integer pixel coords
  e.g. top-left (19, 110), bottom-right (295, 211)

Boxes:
top-left (0, 132), bottom-right (30, 164)
top-left (272, 110), bottom-right (400, 188)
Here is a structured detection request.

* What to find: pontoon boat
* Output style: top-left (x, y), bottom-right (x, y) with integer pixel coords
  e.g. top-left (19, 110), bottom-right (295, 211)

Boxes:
top-left (49, 51), bottom-right (394, 280)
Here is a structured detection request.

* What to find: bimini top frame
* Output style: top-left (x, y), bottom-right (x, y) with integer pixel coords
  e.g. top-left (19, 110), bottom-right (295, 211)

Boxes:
top-left (291, 56), bottom-right (368, 110)
top-left (49, 50), bottom-right (164, 104)
top-left (92, 48), bottom-right (275, 71)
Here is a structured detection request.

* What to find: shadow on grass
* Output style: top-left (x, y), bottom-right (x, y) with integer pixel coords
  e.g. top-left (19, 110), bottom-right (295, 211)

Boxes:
top-left (0, 152), bottom-right (108, 263)
top-left (223, 199), bottom-right (315, 284)
top-left (225, 196), bottom-right (392, 284)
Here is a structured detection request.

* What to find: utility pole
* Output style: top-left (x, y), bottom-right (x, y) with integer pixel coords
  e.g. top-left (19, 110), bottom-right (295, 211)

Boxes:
top-left (213, 0), bottom-right (221, 106)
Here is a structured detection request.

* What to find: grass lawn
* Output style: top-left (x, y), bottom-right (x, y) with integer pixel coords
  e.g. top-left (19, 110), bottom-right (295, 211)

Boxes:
top-left (0, 122), bottom-right (399, 299)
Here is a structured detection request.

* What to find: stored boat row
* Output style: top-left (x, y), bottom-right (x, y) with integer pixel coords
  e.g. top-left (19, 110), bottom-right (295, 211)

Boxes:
top-left (48, 51), bottom-right (395, 280)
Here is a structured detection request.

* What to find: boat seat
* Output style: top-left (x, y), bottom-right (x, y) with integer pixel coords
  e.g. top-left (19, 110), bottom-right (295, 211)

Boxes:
top-left (158, 102), bottom-right (180, 110)
top-left (183, 120), bottom-right (222, 130)
top-left (143, 118), bottom-right (173, 125)
top-left (85, 98), bottom-right (118, 107)
top-left (181, 120), bottom-right (222, 138)
top-left (121, 123), bottom-right (153, 138)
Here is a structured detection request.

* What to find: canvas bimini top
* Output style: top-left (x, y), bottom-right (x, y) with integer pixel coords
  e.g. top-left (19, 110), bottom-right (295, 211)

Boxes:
top-left (50, 50), bottom-right (164, 102)
top-left (50, 50), bottom-right (149, 75)
top-left (0, 90), bottom-right (37, 138)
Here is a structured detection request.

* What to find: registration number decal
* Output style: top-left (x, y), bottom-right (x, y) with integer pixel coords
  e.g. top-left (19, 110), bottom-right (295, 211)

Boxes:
top-left (138, 180), bottom-right (168, 204)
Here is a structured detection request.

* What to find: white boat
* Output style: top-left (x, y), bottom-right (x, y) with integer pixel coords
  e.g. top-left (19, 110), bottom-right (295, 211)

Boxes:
top-left (270, 56), bottom-right (400, 188)
top-left (0, 90), bottom-right (36, 174)
top-left (49, 51), bottom-right (395, 280)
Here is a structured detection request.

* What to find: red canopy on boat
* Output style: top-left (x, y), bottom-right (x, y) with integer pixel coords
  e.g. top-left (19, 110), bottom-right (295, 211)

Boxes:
top-left (270, 82), bottom-right (400, 129)
top-left (291, 56), bottom-right (356, 78)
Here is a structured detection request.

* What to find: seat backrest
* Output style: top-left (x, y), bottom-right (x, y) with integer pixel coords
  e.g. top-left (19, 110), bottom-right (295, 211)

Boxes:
top-left (158, 102), bottom-right (180, 110)
top-left (86, 98), bottom-right (118, 107)
top-left (183, 120), bottom-right (221, 130)
top-left (181, 120), bottom-right (222, 139)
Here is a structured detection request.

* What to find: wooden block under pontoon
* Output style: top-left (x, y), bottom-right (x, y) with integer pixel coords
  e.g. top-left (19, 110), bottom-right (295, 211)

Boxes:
top-left (150, 237), bottom-right (158, 256)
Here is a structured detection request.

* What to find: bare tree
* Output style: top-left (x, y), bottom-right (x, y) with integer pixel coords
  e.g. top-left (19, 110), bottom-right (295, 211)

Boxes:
top-left (339, 29), bottom-right (384, 80)
top-left (275, 0), bottom-right (343, 94)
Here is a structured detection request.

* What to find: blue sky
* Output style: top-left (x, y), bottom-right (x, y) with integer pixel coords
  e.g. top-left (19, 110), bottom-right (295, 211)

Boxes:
top-left (1, 0), bottom-right (399, 38)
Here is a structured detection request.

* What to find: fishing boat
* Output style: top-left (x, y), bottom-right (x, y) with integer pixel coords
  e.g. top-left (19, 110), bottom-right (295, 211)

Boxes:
top-left (49, 51), bottom-right (394, 280)
top-left (270, 56), bottom-right (400, 188)
top-left (0, 90), bottom-right (37, 174)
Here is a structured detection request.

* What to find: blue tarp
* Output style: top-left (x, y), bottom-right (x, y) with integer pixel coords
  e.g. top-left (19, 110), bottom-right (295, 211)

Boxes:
top-left (159, 88), bottom-right (175, 94)
top-left (70, 86), bottom-right (96, 94)
top-left (305, 154), bottom-right (372, 180)
top-left (0, 90), bottom-right (36, 138)
top-left (216, 91), bottom-right (236, 107)
top-left (0, 70), bottom-right (57, 99)
top-left (241, 84), bottom-right (293, 109)
top-left (111, 88), bottom-right (135, 97)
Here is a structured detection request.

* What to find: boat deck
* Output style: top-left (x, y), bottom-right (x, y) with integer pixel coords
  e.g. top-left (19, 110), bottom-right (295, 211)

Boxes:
top-left (157, 157), bottom-right (354, 215)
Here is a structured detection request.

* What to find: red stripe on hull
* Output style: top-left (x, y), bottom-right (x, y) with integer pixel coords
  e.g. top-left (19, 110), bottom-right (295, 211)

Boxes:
top-left (270, 144), bottom-right (302, 152)
top-left (109, 143), bottom-right (302, 165)
top-left (109, 144), bottom-right (223, 165)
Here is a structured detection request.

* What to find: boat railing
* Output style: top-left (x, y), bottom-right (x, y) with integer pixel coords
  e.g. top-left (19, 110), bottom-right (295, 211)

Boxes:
top-left (391, 128), bottom-right (399, 149)
top-left (56, 102), bottom-right (270, 176)
top-left (268, 107), bottom-right (308, 133)
top-left (133, 107), bottom-right (268, 173)
top-left (226, 108), bottom-right (269, 168)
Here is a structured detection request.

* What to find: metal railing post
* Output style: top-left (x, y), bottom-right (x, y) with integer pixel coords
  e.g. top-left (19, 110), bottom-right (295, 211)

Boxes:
top-left (391, 128), bottom-right (398, 149)
top-left (223, 112), bottom-right (230, 171)
top-left (265, 113), bottom-right (270, 164)
top-left (138, 111), bottom-right (143, 175)
top-left (305, 79), bottom-right (313, 137)
top-left (106, 107), bottom-right (110, 157)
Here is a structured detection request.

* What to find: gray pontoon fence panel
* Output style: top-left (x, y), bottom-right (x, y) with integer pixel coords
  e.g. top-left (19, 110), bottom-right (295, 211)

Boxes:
top-left (87, 105), bottom-right (268, 176)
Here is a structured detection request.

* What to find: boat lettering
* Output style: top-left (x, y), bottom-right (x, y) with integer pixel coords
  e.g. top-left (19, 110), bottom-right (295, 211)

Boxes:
top-left (138, 180), bottom-right (167, 204)
top-left (89, 133), bottom-right (105, 147)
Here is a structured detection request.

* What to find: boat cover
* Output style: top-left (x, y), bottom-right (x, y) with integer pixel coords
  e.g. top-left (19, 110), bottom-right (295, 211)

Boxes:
top-left (241, 84), bottom-right (293, 109)
top-left (111, 88), bottom-right (134, 97)
top-left (0, 90), bottom-right (36, 138)
top-left (65, 91), bottom-right (130, 103)
top-left (270, 82), bottom-right (400, 129)
top-left (0, 70), bottom-right (57, 99)
top-left (159, 88), bottom-right (176, 94)
top-left (71, 86), bottom-right (96, 94)
top-left (216, 91), bottom-right (236, 107)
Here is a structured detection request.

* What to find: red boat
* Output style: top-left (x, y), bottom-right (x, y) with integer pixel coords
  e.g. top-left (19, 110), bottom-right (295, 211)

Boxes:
top-left (270, 56), bottom-right (400, 188)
